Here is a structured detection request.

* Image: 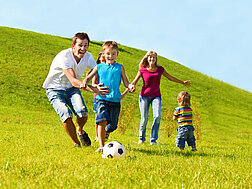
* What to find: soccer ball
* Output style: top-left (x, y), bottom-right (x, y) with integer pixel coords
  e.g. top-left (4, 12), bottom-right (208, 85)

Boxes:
top-left (102, 141), bottom-right (126, 159)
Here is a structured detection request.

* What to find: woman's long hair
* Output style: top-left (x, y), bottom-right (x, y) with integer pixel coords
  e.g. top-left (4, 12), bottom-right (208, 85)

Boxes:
top-left (139, 50), bottom-right (158, 68)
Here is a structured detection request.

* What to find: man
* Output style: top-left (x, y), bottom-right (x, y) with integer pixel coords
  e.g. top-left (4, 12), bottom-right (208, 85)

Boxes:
top-left (43, 32), bottom-right (108, 148)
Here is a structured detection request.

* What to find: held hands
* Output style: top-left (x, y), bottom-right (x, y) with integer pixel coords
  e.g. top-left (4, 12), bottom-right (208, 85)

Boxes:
top-left (183, 80), bottom-right (191, 87)
top-left (128, 83), bottom-right (135, 92)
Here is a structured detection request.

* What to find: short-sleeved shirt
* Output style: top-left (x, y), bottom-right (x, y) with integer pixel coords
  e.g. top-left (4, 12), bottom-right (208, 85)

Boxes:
top-left (173, 106), bottom-right (193, 127)
top-left (96, 62), bottom-right (122, 102)
top-left (43, 48), bottom-right (96, 89)
top-left (139, 66), bottom-right (164, 97)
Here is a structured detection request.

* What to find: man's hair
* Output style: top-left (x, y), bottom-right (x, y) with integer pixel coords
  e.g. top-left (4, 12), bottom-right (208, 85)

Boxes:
top-left (102, 41), bottom-right (118, 53)
top-left (72, 32), bottom-right (90, 45)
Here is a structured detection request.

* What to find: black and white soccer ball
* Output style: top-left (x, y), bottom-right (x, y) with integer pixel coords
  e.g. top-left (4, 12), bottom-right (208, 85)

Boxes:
top-left (102, 141), bottom-right (126, 159)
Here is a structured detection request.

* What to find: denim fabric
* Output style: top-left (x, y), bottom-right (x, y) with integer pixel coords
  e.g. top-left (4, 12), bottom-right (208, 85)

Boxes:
top-left (138, 96), bottom-right (161, 143)
top-left (93, 98), bottom-right (98, 113)
top-left (46, 87), bottom-right (88, 123)
top-left (175, 125), bottom-right (196, 147)
top-left (96, 100), bottom-right (121, 133)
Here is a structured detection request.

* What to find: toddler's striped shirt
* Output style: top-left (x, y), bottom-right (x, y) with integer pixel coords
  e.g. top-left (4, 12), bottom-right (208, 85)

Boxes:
top-left (173, 106), bottom-right (193, 126)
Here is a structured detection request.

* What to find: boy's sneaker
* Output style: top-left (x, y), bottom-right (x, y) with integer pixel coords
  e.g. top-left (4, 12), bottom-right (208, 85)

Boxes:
top-left (105, 132), bottom-right (110, 142)
top-left (73, 143), bottom-right (81, 148)
top-left (191, 147), bottom-right (197, 151)
top-left (78, 131), bottom-right (91, 146)
top-left (95, 147), bottom-right (103, 153)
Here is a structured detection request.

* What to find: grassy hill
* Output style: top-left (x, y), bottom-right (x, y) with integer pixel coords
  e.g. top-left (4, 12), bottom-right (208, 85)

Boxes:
top-left (0, 26), bottom-right (251, 188)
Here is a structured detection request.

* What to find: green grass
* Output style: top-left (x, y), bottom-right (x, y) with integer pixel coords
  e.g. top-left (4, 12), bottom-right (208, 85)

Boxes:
top-left (0, 26), bottom-right (252, 188)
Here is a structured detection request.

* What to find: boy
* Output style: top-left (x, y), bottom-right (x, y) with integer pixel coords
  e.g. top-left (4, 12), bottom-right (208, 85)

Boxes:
top-left (82, 41), bottom-right (135, 152)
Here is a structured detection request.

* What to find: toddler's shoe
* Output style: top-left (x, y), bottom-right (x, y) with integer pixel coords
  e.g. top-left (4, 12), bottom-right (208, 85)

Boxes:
top-left (191, 147), bottom-right (197, 151)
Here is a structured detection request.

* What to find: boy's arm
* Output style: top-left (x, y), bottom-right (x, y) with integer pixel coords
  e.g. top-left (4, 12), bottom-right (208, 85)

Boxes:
top-left (81, 66), bottom-right (109, 96)
top-left (92, 74), bottom-right (98, 87)
top-left (121, 70), bottom-right (141, 100)
top-left (162, 69), bottom-right (190, 87)
top-left (82, 66), bottom-right (98, 88)
top-left (121, 65), bottom-right (135, 92)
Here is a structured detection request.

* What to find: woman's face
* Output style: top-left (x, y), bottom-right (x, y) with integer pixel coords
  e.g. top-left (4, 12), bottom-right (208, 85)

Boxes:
top-left (147, 53), bottom-right (157, 66)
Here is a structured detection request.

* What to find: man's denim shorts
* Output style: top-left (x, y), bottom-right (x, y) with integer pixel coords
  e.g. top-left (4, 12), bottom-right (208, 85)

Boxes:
top-left (175, 125), bottom-right (196, 147)
top-left (96, 100), bottom-right (120, 133)
top-left (46, 87), bottom-right (88, 123)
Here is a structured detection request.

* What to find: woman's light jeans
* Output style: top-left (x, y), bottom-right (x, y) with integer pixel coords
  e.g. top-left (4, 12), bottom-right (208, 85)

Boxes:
top-left (138, 96), bottom-right (161, 143)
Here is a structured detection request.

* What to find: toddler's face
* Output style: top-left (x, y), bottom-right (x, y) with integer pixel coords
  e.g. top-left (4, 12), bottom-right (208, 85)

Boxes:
top-left (103, 47), bottom-right (118, 64)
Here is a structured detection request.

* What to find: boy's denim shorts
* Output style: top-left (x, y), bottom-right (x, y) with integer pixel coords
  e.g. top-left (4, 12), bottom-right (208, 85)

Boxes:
top-left (175, 125), bottom-right (196, 147)
top-left (96, 100), bottom-right (120, 133)
top-left (46, 87), bottom-right (88, 123)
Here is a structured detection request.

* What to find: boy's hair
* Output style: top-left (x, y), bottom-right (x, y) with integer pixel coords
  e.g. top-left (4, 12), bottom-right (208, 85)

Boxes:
top-left (102, 41), bottom-right (119, 53)
top-left (72, 32), bottom-right (90, 45)
top-left (178, 91), bottom-right (191, 107)
top-left (139, 50), bottom-right (158, 68)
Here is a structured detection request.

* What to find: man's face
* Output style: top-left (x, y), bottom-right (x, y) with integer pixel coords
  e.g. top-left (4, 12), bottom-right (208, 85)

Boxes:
top-left (72, 38), bottom-right (89, 61)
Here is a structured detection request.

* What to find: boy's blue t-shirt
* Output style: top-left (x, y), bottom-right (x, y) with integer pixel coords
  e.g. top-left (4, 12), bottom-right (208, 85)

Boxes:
top-left (96, 62), bottom-right (122, 102)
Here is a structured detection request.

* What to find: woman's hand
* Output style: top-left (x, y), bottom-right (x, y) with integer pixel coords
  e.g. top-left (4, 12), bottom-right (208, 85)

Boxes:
top-left (183, 80), bottom-right (191, 87)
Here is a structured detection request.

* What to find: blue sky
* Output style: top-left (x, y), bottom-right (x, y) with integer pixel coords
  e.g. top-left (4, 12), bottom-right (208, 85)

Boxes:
top-left (1, 0), bottom-right (252, 92)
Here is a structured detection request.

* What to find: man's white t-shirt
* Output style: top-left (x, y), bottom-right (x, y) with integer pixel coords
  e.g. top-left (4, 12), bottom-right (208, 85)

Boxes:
top-left (43, 48), bottom-right (96, 90)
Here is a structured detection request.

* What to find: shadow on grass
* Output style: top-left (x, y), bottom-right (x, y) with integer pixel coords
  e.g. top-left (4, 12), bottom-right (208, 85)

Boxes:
top-left (129, 145), bottom-right (208, 158)
top-left (130, 145), bottom-right (241, 160)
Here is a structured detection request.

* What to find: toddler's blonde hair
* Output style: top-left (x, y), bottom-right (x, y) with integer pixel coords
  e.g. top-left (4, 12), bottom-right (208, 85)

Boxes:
top-left (178, 91), bottom-right (191, 107)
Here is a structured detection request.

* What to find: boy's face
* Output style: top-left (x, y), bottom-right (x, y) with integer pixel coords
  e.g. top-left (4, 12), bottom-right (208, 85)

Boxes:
top-left (103, 47), bottom-right (118, 64)
top-left (72, 38), bottom-right (89, 60)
